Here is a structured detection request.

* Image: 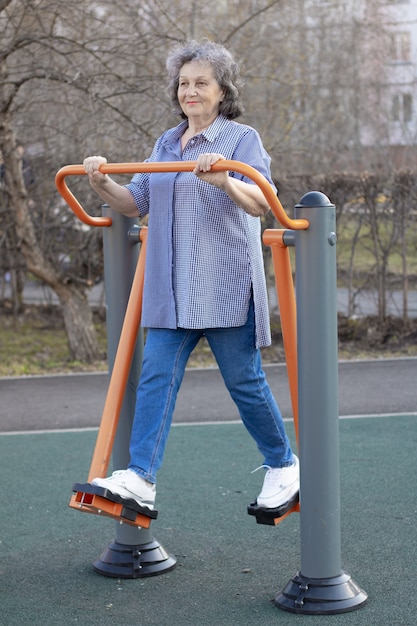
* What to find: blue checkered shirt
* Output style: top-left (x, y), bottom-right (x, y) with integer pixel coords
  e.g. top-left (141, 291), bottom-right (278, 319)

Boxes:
top-left (126, 115), bottom-right (274, 348)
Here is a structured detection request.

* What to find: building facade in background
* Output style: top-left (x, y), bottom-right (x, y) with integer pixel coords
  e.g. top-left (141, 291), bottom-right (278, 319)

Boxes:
top-left (383, 0), bottom-right (417, 165)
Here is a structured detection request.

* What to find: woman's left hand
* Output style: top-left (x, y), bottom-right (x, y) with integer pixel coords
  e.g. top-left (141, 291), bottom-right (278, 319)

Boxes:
top-left (193, 153), bottom-right (228, 189)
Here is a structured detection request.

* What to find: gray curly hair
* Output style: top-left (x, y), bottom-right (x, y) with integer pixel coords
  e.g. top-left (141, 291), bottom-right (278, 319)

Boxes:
top-left (166, 40), bottom-right (244, 120)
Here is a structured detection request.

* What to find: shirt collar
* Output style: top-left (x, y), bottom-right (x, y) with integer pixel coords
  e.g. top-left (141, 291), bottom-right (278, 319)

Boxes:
top-left (162, 115), bottom-right (230, 148)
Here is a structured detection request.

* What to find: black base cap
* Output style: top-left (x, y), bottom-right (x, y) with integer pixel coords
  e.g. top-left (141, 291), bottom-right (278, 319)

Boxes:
top-left (275, 570), bottom-right (368, 615)
top-left (93, 539), bottom-right (177, 579)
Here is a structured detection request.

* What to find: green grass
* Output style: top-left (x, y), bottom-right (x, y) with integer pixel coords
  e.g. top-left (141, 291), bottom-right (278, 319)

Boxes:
top-left (336, 215), bottom-right (417, 280)
top-left (0, 310), bottom-right (108, 377)
top-left (264, 216), bottom-right (417, 287)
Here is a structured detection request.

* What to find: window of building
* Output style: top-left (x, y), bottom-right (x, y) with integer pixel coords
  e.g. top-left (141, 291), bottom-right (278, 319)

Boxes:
top-left (392, 95), bottom-right (400, 121)
top-left (403, 93), bottom-right (413, 123)
top-left (392, 93), bottom-right (413, 123)
top-left (389, 32), bottom-right (411, 62)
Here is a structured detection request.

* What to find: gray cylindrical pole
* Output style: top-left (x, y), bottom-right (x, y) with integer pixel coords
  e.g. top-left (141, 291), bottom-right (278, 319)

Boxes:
top-left (93, 206), bottom-right (176, 578)
top-left (101, 206), bottom-right (147, 547)
top-left (296, 192), bottom-right (341, 578)
top-left (275, 192), bottom-right (367, 614)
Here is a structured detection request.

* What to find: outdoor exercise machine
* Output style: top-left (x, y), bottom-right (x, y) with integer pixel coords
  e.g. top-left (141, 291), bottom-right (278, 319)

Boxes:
top-left (55, 161), bottom-right (368, 614)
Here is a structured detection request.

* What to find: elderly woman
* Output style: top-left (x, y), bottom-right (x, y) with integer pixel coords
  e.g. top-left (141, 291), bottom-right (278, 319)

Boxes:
top-left (84, 40), bottom-right (298, 512)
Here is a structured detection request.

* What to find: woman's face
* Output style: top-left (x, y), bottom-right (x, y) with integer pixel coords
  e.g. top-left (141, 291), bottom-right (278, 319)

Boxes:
top-left (177, 61), bottom-right (224, 124)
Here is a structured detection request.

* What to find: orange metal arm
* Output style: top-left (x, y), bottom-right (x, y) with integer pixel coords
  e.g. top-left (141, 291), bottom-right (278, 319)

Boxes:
top-left (87, 227), bottom-right (147, 480)
top-left (55, 161), bottom-right (309, 230)
top-left (263, 229), bottom-right (299, 446)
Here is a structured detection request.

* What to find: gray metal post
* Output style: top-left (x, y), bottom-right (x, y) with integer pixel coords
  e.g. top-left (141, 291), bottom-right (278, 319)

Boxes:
top-left (275, 192), bottom-right (367, 614)
top-left (92, 206), bottom-right (176, 578)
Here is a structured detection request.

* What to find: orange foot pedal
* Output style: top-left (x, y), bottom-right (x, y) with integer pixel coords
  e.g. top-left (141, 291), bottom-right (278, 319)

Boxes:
top-left (247, 492), bottom-right (300, 526)
top-left (70, 482), bottom-right (158, 528)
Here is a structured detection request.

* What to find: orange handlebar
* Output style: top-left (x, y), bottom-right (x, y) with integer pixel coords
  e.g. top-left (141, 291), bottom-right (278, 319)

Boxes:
top-left (55, 161), bottom-right (309, 230)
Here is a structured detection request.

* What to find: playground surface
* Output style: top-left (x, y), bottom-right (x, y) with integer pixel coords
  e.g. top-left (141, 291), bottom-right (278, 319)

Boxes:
top-left (1, 362), bottom-right (416, 626)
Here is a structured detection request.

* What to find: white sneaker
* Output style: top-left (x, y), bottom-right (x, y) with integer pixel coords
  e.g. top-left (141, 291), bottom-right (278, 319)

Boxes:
top-left (91, 469), bottom-right (156, 510)
top-left (256, 455), bottom-right (299, 509)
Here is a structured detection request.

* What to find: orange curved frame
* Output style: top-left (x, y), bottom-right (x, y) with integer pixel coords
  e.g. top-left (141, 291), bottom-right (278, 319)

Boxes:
top-left (56, 161), bottom-right (306, 526)
top-left (55, 161), bottom-right (309, 230)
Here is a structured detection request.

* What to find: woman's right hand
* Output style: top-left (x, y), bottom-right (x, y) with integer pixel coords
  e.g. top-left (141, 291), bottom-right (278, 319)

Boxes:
top-left (82, 155), bottom-right (138, 217)
top-left (83, 155), bottom-right (108, 186)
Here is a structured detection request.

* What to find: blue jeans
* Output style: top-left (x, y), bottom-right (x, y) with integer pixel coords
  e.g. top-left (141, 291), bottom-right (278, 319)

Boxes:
top-left (128, 300), bottom-right (294, 483)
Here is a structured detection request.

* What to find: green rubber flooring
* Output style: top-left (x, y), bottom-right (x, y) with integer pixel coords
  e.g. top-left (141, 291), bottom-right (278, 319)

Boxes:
top-left (1, 415), bottom-right (416, 626)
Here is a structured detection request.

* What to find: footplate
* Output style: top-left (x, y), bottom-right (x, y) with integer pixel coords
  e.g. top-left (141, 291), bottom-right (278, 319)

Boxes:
top-left (69, 482), bottom-right (158, 528)
top-left (247, 492), bottom-right (300, 526)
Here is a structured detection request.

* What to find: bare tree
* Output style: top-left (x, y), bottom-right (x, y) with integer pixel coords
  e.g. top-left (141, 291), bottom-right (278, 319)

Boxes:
top-left (0, 0), bottom-right (185, 360)
top-left (391, 170), bottom-right (417, 322)
top-left (1, 1), bottom-right (102, 359)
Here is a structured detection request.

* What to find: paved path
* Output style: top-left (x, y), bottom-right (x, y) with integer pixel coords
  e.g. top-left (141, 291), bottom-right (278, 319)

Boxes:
top-left (5, 279), bottom-right (417, 317)
top-left (1, 357), bottom-right (416, 433)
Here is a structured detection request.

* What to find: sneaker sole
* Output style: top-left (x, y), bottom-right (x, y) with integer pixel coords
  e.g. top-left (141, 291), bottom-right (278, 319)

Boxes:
top-left (247, 491), bottom-right (299, 525)
top-left (73, 482), bottom-right (158, 519)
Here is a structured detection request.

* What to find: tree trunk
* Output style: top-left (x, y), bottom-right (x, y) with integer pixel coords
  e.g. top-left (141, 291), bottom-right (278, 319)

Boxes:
top-left (0, 107), bottom-right (100, 362)
top-left (55, 281), bottom-right (100, 361)
top-left (5, 218), bottom-right (25, 316)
